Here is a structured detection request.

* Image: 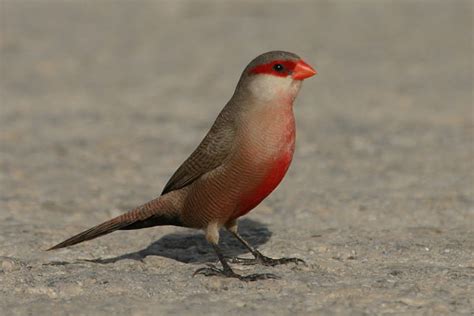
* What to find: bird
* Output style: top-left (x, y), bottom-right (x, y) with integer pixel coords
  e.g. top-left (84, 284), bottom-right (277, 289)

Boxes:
top-left (48, 51), bottom-right (317, 281)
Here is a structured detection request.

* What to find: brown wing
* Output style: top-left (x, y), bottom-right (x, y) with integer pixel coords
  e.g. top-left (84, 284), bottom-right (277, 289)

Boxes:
top-left (161, 109), bottom-right (236, 195)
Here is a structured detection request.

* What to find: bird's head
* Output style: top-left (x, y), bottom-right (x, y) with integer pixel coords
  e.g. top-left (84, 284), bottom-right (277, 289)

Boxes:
top-left (235, 51), bottom-right (317, 104)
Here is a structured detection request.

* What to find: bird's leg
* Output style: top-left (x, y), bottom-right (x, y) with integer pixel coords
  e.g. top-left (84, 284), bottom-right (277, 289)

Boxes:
top-left (193, 222), bottom-right (279, 281)
top-left (193, 244), bottom-right (278, 281)
top-left (226, 221), bottom-right (305, 266)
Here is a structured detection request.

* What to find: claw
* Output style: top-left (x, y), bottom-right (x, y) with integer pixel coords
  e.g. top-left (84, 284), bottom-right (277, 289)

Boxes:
top-left (276, 257), bottom-right (306, 266)
top-left (193, 264), bottom-right (279, 281)
top-left (227, 256), bottom-right (258, 265)
top-left (239, 273), bottom-right (280, 281)
top-left (193, 264), bottom-right (222, 277)
top-left (229, 254), bottom-right (306, 267)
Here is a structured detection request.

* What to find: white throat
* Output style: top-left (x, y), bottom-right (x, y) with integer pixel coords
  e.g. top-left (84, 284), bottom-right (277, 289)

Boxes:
top-left (248, 75), bottom-right (302, 103)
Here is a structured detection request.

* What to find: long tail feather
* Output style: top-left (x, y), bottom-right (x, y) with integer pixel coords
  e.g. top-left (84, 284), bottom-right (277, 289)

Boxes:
top-left (47, 215), bottom-right (134, 250)
top-left (47, 197), bottom-right (181, 250)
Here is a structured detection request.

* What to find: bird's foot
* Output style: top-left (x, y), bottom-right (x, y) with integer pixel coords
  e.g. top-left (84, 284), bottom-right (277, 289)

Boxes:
top-left (193, 264), bottom-right (279, 281)
top-left (229, 252), bottom-right (305, 267)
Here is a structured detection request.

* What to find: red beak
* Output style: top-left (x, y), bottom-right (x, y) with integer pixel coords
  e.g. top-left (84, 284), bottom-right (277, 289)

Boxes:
top-left (292, 59), bottom-right (317, 80)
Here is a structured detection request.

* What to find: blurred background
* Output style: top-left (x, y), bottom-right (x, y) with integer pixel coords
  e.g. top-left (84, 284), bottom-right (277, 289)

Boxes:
top-left (1, 1), bottom-right (472, 315)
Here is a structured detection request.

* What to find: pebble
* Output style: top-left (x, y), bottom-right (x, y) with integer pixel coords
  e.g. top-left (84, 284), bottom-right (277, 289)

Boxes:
top-left (1, 256), bottom-right (23, 273)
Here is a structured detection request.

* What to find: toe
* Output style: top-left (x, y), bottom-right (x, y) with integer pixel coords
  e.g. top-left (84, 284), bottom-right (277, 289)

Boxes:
top-left (193, 264), bottom-right (222, 277)
top-left (240, 273), bottom-right (280, 281)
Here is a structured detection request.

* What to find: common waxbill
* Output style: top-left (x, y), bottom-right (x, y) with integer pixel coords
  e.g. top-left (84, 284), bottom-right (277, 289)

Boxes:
top-left (48, 51), bottom-right (317, 281)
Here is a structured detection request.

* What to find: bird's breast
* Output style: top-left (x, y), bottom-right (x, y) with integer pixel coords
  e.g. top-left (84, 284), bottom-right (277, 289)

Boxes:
top-left (231, 104), bottom-right (296, 218)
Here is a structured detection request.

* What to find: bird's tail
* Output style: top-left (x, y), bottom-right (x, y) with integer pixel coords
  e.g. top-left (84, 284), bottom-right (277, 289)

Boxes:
top-left (47, 196), bottom-right (182, 251)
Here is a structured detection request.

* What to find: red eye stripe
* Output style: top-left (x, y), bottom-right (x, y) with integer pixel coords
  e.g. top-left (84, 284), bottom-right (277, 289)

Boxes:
top-left (249, 60), bottom-right (297, 77)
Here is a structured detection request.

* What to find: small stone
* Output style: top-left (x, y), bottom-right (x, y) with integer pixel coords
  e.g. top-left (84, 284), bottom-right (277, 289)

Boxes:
top-left (204, 277), bottom-right (224, 291)
top-left (399, 298), bottom-right (426, 307)
top-left (1, 257), bottom-right (23, 273)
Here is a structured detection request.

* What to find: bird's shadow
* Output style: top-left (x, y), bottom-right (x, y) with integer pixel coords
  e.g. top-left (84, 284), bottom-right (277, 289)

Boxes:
top-left (83, 218), bottom-right (271, 265)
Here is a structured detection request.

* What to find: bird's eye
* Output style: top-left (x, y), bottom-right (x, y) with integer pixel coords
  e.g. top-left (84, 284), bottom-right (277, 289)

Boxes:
top-left (273, 64), bottom-right (284, 72)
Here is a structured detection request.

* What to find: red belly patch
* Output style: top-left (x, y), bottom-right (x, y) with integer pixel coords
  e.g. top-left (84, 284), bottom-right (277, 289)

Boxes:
top-left (234, 150), bottom-right (294, 219)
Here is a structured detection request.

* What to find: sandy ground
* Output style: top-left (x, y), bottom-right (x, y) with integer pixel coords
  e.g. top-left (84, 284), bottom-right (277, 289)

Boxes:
top-left (1, 1), bottom-right (473, 315)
